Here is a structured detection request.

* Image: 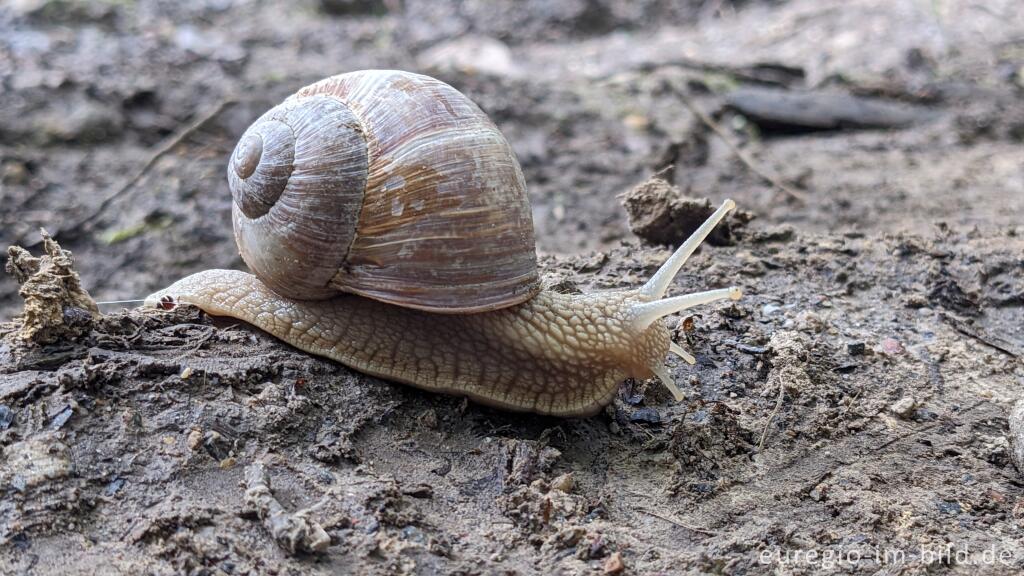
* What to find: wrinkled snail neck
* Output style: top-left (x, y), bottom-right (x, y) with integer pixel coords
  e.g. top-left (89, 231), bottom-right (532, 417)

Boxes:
top-left (146, 200), bottom-right (742, 417)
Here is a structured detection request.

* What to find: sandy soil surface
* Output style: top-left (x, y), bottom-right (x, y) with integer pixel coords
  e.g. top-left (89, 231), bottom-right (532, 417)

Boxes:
top-left (1, 0), bottom-right (1023, 574)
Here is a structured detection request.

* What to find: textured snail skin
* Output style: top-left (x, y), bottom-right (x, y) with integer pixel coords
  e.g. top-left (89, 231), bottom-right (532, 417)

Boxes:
top-left (145, 270), bottom-right (670, 417)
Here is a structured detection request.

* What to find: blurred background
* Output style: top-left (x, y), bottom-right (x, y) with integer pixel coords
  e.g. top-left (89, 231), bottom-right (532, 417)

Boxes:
top-left (1, 0), bottom-right (1021, 317)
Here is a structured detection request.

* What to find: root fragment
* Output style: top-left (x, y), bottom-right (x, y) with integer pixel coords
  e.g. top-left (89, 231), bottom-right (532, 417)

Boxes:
top-left (244, 462), bottom-right (331, 555)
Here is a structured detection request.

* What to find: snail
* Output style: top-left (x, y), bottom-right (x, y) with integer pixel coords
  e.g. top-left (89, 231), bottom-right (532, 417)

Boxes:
top-left (145, 70), bottom-right (743, 417)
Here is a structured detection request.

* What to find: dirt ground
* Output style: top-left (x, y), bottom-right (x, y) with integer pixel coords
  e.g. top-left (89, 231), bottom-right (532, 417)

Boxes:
top-left (2, 0), bottom-right (1023, 574)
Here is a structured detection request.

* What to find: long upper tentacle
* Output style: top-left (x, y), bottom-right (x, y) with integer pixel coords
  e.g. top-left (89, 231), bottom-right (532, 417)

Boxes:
top-left (640, 199), bottom-right (736, 299)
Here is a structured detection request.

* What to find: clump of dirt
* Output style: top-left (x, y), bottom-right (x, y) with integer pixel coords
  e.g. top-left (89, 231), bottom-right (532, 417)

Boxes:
top-left (4, 231), bottom-right (98, 345)
top-left (620, 177), bottom-right (750, 246)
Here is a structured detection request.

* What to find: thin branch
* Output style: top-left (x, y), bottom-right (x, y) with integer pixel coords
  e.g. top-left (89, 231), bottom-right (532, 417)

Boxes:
top-left (758, 380), bottom-right (786, 450)
top-left (56, 99), bottom-right (239, 240)
top-left (675, 88), bottom-right (808, 202)
top-left (939, 312), bottom-right (1018, 358)
top-left (636, 508), bottom-right (721, 536)
top-left (599, 57), bottom-right (805, 88)
top-left (870, 400), bottom-right (986, 452)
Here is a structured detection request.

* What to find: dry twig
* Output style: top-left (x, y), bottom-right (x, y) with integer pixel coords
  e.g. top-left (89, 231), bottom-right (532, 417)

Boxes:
top-left (939, 312), bottom-right (1018, 358)
top-left (674, 88), bottom-right (808, 203)
top-left (870, 400), bottom-right (986, 452)
top-left (54, 99), bottom-right (239, 241)
top-left (244, 462), bottom-right (331, 555)
top-left (636, 507), bottom-right (721, 536)
top-left (758, 380), bottom-right (786, 450)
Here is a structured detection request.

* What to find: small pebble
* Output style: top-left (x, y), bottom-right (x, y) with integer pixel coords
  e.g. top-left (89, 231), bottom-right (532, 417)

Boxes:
top-left (795, 310), bottom-right (825, 333)
top-left (846, 342), bottom-right (866, 356)
top-left (736, 343), bottom-right (767, 354)
top-left (834, 362), bottom-right (858, 373)
top-left (104, 477), bottom-right (126, 497)
top-left (0, 405), bottom-right (14, 430)
top-left (890, 397), bottom-right (917, 419)
top-left (936, 500), bottom-right (961, 515)
top-left (880, 337), bottom-right (905, 355)
top-left (187, 429), bottom-right (203, 450)
top-left (49, 406), bottom-right (74, 430)
top-left (550, 473), bottom-right (574, 493)
top-left (1008, 400), bottom-right (1024, 475)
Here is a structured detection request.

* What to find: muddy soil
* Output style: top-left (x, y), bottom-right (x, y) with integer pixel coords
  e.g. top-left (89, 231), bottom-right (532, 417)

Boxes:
top-left (2, 0), bottom-right (1023, 574)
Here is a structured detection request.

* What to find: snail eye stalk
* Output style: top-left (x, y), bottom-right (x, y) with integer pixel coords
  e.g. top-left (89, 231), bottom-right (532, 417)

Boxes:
top-left (640, 198), bottom-right (736, 299)
top-left (631, 198), bottom-right (743, 400)
top-left (631, 287), bottom-right (742, 331)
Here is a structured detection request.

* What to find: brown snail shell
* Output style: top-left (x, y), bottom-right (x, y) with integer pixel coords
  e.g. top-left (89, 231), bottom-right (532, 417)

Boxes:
top-left (228, 70), bottom-right (540, 313)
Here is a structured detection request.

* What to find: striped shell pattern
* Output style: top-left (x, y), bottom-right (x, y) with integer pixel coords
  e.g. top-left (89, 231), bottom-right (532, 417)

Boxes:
top-left (228, 70), bottom-right (540, 313)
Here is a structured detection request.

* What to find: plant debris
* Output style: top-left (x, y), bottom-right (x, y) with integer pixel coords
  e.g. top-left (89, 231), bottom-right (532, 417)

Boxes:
top-left (244, 462), bottom-right (332, 555)
top-left (5, 231), bottom-right (99, 344)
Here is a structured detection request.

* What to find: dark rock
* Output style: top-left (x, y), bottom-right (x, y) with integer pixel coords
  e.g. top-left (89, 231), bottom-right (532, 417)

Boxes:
top-left (318, 0), bottom-right (389, 16)
top-left (846, 342), bottom-right (866, 356)
top-left (629, 407), bottom-right (661, 424)
top-left (401, 484), bottom-right (434, 499)
top-left (0, 406), bottom-right (13, 430)
top-left (48, 405), bottom-right (73, 430)
top-left (725, 87), bottom-right (937, 135)
top-left (62, 306), bottom-right (94, 328)
top-left (833, 362), bottom-right (859, 373)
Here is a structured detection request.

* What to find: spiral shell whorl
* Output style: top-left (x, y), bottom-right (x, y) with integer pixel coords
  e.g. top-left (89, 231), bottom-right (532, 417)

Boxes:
top-left (228, 95), bottom-right (367, 300)
top-left (230, 121), bottom-right (294, 218)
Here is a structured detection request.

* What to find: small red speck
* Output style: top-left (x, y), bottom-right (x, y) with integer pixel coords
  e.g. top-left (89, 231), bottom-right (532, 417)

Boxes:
top-left (881, 337), bottom-right (905, 355)
top-left (680, 316), bottom-right (696, 333)
top-left (159, 295), bottom-right (176, 310)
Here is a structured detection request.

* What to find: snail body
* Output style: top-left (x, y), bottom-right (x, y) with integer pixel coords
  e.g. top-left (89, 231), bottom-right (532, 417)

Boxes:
top-left (146, 70), bottom-right (742, 417)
